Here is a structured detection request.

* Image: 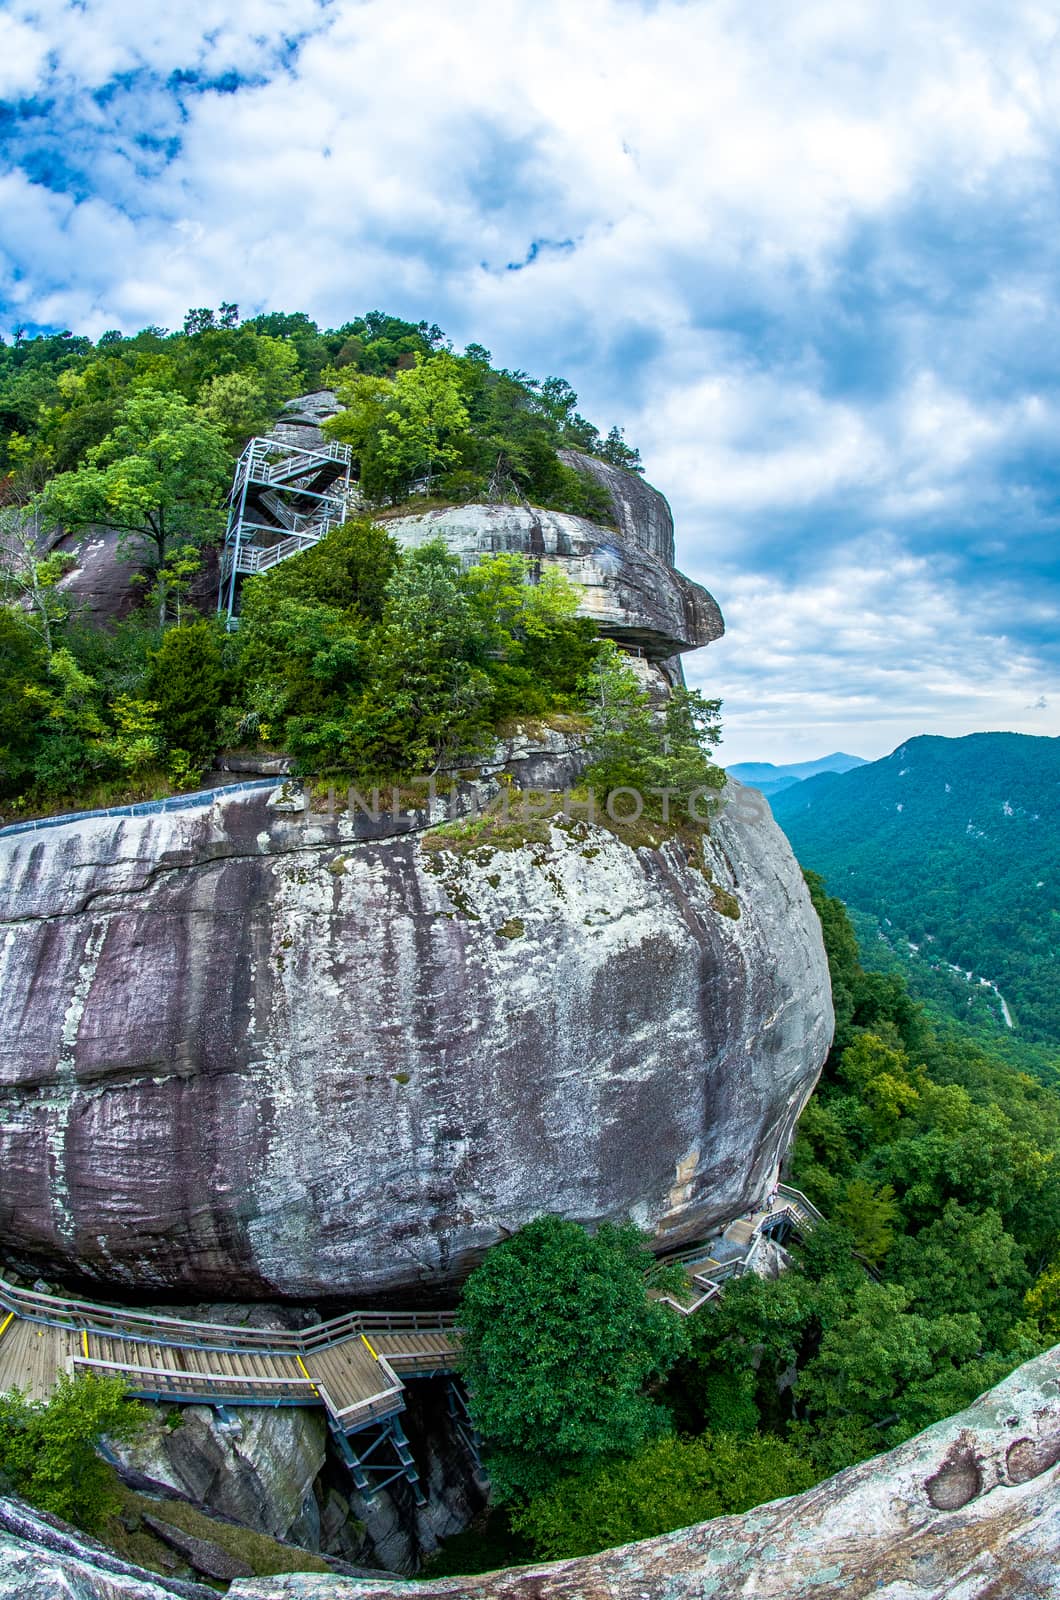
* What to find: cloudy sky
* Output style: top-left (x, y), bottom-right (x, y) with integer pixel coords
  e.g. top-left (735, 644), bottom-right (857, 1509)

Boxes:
top-left (2, 0), bottom-right (1059, 763)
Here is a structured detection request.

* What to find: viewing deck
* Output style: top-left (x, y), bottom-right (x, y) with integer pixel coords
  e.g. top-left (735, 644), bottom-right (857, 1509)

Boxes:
top-left (647, 1182), bottom-right (823, 1313)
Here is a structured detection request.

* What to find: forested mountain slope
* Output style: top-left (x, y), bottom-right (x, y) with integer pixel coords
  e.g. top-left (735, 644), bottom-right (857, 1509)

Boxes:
top-left (770, 732), bottom-right (1060, 1048)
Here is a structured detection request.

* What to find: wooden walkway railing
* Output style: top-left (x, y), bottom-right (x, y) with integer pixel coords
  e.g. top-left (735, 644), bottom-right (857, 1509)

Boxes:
top-left (648, 1183), bottom-right (823, 1314)
top-left (0, 1274), bottom-right (458, 1435)
top-left (0, 1185), bottom-right (824, 1420)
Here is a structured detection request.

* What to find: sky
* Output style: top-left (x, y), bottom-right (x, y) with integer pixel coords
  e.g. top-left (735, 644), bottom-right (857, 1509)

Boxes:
top-left (2, 0), bottom-right (1059, 764)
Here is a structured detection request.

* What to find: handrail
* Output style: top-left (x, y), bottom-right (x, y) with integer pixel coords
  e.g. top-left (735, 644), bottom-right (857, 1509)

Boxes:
top-left (776, 1183), bottom-right (826, 1224)
top-left (73, 1355), bottom-right (315, 1392)
top-left (0, 1272), bottom-right (457, 1358)
top-left (0, 778), bottom-right (280, 842)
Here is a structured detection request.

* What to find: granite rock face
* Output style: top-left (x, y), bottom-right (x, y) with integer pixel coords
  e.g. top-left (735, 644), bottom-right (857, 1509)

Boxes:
top-left (383, 501), bottom-right (721, 661)
top-left (4, 1349), bottom-right (1060, 1598)
top-left (225, 1347), bottom-right (1060, 1600)
top-left (269, 393), bottom-right (722, 662)
top-left (0, 772), bottom-right (830, 1298)
top-left (558, 448), bottom-right (676, 564)
top-left (113, 1404), bottom-right (328, 1545)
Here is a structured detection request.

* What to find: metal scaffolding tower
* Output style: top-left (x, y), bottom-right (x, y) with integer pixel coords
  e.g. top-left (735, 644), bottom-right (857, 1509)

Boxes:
top-left (217, 435), bottom-right (353, 622)
top-left (331, 1413), bottom-right (427, 1505)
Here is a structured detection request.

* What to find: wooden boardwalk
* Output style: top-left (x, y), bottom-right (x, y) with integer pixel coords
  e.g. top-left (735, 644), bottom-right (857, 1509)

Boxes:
top-left (648, 1182), bottom-right (824, 1314)
top-left (0, 1283), bottom-right (459, 1436)
top-left (0, 1185), bottom-right (822, 1431)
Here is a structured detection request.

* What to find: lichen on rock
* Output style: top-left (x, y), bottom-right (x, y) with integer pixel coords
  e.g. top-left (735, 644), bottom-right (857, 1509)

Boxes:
top-left (0, 768), bottom-right (830, 1298)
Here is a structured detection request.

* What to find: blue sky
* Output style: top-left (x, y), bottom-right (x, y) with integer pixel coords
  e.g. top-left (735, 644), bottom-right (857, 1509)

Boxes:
top-left (2, 0), bottom-right (1059, 763)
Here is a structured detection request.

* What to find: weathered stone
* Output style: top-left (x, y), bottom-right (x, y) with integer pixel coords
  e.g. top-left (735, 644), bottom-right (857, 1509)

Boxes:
top-left (112, 1405), bottom-right (327, 1543)
top-left (5, 1350), bottom-right (1060, 1598)
top-left (265, 390), bottom-right (343, 454)
top-left (558, 448), bottom-right (677, 565)
top-left (223, 1347), bottom-right (1060, 1598)
top-left (0, 772), bottom-right (830, 1298)
top-left (0, 1496), bottom-right (215, 1598)
top-left (382, 501), bottom-right (721, 661)
top-left (140, 1513), bottom-right (254, 1581)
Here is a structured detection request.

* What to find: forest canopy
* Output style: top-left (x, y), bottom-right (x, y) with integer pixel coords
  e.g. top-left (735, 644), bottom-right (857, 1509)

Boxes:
top-left (0, 308), bottom-right (681, 817)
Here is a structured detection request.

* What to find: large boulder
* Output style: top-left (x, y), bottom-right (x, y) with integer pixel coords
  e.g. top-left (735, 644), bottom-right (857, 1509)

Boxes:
top-left (0, 773), bottom-right (830, 1298)
top-left (382, 502), bottom-right (721, 661)
top-left (227, 1347), bottom-right (1060, 1600)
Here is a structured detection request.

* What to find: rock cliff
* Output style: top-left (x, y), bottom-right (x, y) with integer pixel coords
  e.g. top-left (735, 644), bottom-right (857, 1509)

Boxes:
top-left (3, 1347), bottom-right (1059, 1598)
top-left (278, 393), bottom-right (723, 668)
top-left (0, 767), bottom-right (830, 1298)
top-left (382, 501), bottom-right (720, 663)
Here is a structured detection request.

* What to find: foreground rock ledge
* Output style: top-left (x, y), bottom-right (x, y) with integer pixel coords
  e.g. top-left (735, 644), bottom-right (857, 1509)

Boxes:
top-left (3, 1349), bottom-right (1059, 1598)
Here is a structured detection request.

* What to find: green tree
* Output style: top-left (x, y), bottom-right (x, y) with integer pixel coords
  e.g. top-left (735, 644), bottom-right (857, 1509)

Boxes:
top-left (0, 1373), bottom-right (144, 1531)
top-left (888, 1202), bottom-right (1029, 1344)
top-left (24, 645), bottom-right (109, 795)
top-left (0, 509), bottom-right (76, 655)
top-left (338, 541), bottom-right (494, 778)
top-left (581, 645), bottom-right (723, 821)
top-left (326, 352), bottom-right (471, 500)
top-left (459, 1216), bottom-right (687, 1498)
top-left (379, 352), bottom-right (470, 491)
top-left (0, 605), bottom-right (48, 795)
top-left (146, 619), bottom-right (228, 770)
top-left (39, 390), bottom-right (231, 624)
top-left (240, 516), bottom-right (399, 620)
top-left (511, 1431), bottom-right (815, 1560)
top-left (462, 554), bottom-right (599, 717)
top-left (1023, 1258), bottom-right (1060, 1341)
top-left (798, 1279), bottom-right (983, 1439)
top-left (834, 1178), bottom-right (900, 1264)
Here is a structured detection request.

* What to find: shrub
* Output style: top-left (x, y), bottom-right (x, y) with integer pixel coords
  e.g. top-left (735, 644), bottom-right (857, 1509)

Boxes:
top-left (0, 1373), bottom-right (144, 1531)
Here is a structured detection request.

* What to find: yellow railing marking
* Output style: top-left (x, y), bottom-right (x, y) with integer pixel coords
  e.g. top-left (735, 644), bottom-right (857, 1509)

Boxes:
top-left (361, 1332), bottom-right (379, 1360)
top-left (295, 1354), bottom-right (319, 1396)
top-left (81, 1329), bottom-right (89, 1359)
top-left (0, 1312), bottom-right (13, 1343)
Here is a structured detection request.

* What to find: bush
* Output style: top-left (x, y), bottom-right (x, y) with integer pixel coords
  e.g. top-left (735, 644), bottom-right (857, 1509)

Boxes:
top-left (0, 1373), bottom-right (144, 1531)
top-left (146, 618), bottom-right (228, 768)
top-left (511, 1431), bottom-right (817, 1559)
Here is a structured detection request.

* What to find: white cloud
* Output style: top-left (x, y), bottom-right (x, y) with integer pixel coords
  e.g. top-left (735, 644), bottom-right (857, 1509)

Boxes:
top-left (691, 538), bottom-right (1060, 763)
top-left (0, 14), bottom-right (49, 97)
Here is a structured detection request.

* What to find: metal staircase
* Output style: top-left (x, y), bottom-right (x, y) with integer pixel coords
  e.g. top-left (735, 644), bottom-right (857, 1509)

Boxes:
top-left (217, 436), bottom-right (353, 621)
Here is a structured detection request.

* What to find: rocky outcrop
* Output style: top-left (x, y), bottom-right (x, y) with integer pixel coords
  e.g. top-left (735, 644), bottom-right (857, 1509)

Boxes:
top-left (558, 449), bottom-right (676, 565)
top-left (109, 1382), bottom-right (486, 1576)
top-left (4, 1348), bottom-right (1060, 1598)
top-left (113, 1405), bottom-right (328, 1547)
top-left (382, 503), bottom-right (720, 661)
top-left (229, 1346), bottom-right (1060, 1600)
top-left (0, 1496), bottom-right (217, 1599)
top-left (263, 394), bottom-right (721, 662)
top-left (0, 766), bottom-right (830, 1298)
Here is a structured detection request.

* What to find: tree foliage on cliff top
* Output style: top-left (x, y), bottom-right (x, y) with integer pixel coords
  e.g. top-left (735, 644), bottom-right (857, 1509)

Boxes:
top-left (0, 306), bottom-right (669, 812)
top-left (1, 306), bottom-right (640, 518)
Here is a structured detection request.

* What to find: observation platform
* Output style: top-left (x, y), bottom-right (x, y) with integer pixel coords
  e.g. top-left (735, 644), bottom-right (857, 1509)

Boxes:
top-left (646, 1183), bottom-right (824, 1313)
top-left (217, 435), bottom-right (353, 619)
top-left (0, 1186), bottom-right (821, 1491)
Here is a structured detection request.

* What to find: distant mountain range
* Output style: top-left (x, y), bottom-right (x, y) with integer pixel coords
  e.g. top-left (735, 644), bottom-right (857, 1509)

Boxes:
top-left (769, 732), bottom-right (1060, 1052)
top-left (726, 752), bottom-right (866, 799)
